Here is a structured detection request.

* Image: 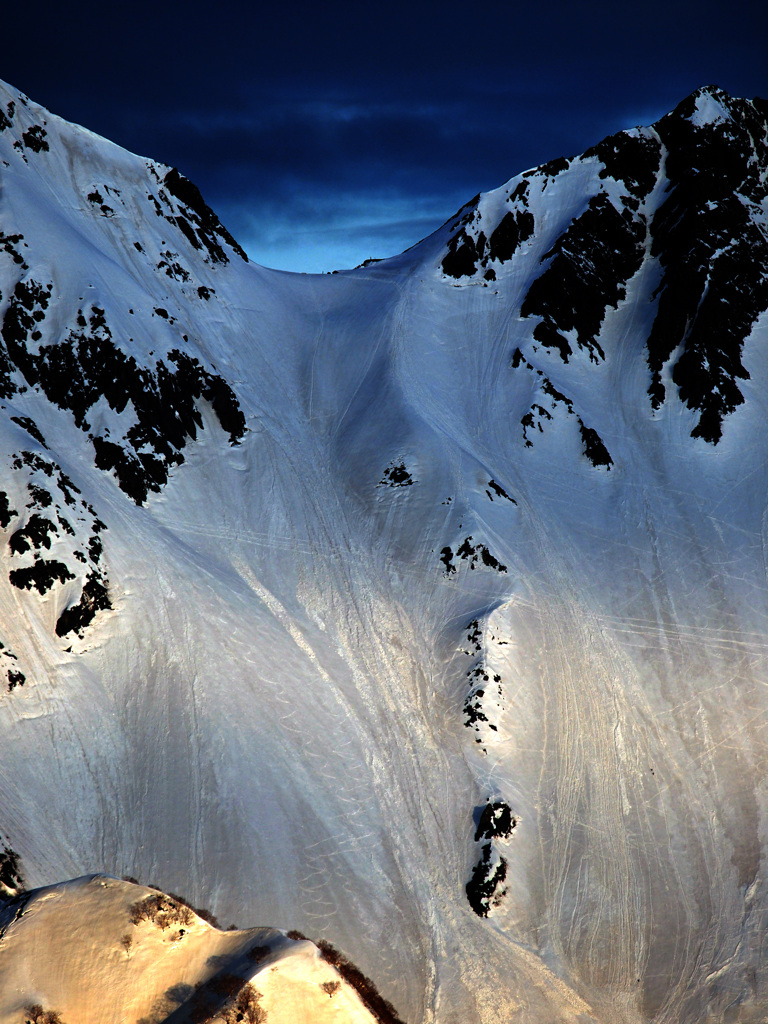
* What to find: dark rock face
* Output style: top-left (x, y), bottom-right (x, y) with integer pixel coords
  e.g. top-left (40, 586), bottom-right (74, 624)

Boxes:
top-left (379, 461), bottom-right (414, 488)
top-left (460, 619), bottom-right (505, 754)
top-left (458, 536), bottom-right (507, 573)
top-left (513, 350), bottom-right (613, 469)
top-left (521, 192), bottom-right (649, 365)
top-left (0, 492), bottom-right (17, 529)
top-left (440, 546), bottom-right (456, 574)
top-left (79, 170), bottom-right (248, 277)
top-left (583, 129), bottom-right (662, 201)
top-left (162, 167), bottom-right (248, 265)
top-left (0, 843), bottom-right (24, 895)
top-left (579, 422), bottom-right (613, 469)
top-left (466, 842), bottom-right (507, 917)
top-left (527, 154), bottom-right (571, 181)
top-left (2, 101), bottom-right (49, 162)
top-left (486, 479), bottom-right (515, 503)
top-left (488, 209), bottom-right (535, 263)
top-left (5, 669), bottom-right (24, 691)
top-left (466, 800), bottom-right (518, 916)
top-left (645, 87), bottom-right (768, 443)
top-left (440, 537), bottom-right (507, 576)
top-left (0, 286), bottom-right (246, 505)
top-left (0, 102), bottom-right (13, 133)
top-left (466, 800), bottom-right (517, 917)
top-left (0, 640), bottom-right (25, 691)
top-left (10, 416), bottom-right (47, 448)
top-left (0, 279), bottom-right (51, 398)
top-left (9, 513), bottom-right (58, 555)
top-left (9, 559), bottom-right (74, 594)
top-left (0, 232), bottom-right (27, 269)
top-left (517, 131), bottom-right (661, 367)
top-left (3, 448), bottom-right (110, 639)
top-left (466, 794), bottom-right (520, 917)
top-left (21, 124), bottom-right (48, 154)
top-left (475, 801), bottom-right (516, 841)
top-left (441, 184), bottom-right (535, 280)
top-left (55, 574), bottom-right (110, 638)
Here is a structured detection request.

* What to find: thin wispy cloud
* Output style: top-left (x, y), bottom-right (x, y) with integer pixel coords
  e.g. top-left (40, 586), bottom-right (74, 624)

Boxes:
top-left (220, 188), bottom-right (469, 273)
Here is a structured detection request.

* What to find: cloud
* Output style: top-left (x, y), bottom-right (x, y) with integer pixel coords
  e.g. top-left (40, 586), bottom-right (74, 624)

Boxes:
top-left (218, 186), bottom-right (469, 273)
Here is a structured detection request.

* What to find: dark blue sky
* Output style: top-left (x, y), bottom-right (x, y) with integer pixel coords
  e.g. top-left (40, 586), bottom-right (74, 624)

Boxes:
top-left (4, 1), bottom-right (767, 271)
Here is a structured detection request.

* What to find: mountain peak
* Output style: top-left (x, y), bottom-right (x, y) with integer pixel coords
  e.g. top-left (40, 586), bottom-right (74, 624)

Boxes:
top-left (687, 83), bottom-right (735, 126)
top-left (0, 876), bottom-right (390, 1024)
top-left (663, 81), bottom-right (768, 137)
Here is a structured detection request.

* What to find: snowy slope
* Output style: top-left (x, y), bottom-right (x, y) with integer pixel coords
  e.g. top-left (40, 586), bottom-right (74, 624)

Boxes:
top-left (0, 81), bottom-right (767, 1023)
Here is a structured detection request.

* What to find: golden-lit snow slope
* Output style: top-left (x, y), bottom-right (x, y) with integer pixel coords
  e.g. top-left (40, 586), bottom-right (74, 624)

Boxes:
top-left (0, 876), bottom-right (383, 1024)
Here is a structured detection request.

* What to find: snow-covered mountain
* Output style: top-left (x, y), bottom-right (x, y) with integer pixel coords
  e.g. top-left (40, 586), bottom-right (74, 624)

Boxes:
top-left (0, 875), bottom-right (392, 1024)
top-left (0, 80), bottom-right (767, 1023)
